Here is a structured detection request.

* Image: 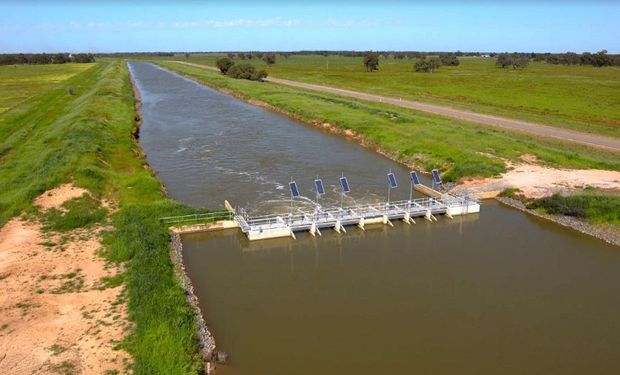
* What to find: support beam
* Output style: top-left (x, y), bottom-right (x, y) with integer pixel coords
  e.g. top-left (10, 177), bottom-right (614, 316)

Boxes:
top-left (383, 215), bottom-right (394, 227)
top-left (403, 212), bottom-right (411, 224)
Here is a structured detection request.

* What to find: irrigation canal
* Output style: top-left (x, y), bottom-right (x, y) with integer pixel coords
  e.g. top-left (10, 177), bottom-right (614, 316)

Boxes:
top-left (129, 62), bottom-right (620, 375)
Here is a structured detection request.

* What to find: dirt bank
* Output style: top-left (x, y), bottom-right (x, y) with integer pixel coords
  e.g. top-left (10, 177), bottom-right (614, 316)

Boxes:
top-left (456, 162), bottom-right (620, 199)
top-left (0, 184), bottom-right (130, 374)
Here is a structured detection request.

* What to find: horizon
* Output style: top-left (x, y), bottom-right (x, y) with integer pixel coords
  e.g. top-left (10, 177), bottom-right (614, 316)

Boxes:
top-left (1, 1), bottom-right (619, 54)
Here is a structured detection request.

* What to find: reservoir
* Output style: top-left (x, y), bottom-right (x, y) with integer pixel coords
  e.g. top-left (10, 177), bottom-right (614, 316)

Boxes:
top-left (129, 62), bottom-right (620, 375)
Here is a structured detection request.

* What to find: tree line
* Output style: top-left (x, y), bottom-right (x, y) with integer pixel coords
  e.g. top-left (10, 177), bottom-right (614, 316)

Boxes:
top-left (363, 51), bottom-right (462, 73)
top-left (0, 53), bottom-right (95, 65)
top-left (536, 50), bottom-right (618, 67)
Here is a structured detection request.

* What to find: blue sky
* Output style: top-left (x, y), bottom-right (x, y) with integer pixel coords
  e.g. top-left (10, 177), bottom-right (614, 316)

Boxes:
top-left (1, 1), bottom-right (618, 53)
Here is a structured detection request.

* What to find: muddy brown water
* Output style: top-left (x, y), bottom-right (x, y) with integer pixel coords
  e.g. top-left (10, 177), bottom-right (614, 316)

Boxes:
top-left (129, 62), bottom-right (620, 375)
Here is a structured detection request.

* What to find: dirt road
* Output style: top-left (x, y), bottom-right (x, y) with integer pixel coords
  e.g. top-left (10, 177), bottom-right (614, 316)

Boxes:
top-left (170, 61), bottom-right (620, 152)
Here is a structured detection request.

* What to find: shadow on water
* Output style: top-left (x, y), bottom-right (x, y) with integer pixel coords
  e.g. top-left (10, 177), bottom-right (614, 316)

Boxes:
top-left (129, 62), bottom-right (620, 375)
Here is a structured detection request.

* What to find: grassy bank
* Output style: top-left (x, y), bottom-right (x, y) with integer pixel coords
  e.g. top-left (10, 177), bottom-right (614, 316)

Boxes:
top-left (157, 61), bottom-right (620, 182)
top-left (169, 54), bottom-right (620, 137)
top-left (0, 63), bottom-right (94, 114)
top-left (529, 191), bottom-right (620, 225)
top-left (0, 60), bottom-right (203, 373)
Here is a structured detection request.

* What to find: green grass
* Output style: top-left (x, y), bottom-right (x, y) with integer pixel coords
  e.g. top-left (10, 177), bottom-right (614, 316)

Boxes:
top-left (157, 61), bottom-right (620, 182)
top-left (43, 195), bottom-right (107, 232)
top-left (175, 54), bottom-right (620, 138)
top-left (0, 60), bottom-right (203, 373)
top-left (528, 191), bottom-right (620, 224)
top-left (0, 63), bottom-right (93, 114)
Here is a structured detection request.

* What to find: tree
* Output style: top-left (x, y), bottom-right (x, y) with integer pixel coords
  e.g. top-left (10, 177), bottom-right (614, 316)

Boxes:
top-left (52, 53), bottom-right (68, 64)
top-left (590, 50), bottom-right (613, 67)
top-left (496, 53), bottom-right (529, 69)
top-left (496, 53), bottom-right (511, 68)
top-left (439, 54), bottom-right (460, 66)
top-left (363, 52), bottom-right (379, 72)
top-left (226, 63), bottom-right (267, 81)
top-left (511, 55), bottom-right (529, 69)
top-left (262, 53), bottom-right (276, 65)
top-left (237, 53), bottom-right (246, 60)
top-left (414, 57), bottom-right (441, 73)
top-left (227, 53), bottom-right (235, 59)
top-left (215, 57), bottom-right (235, 74)
top-left (185, 53), bottom-right (190, 59)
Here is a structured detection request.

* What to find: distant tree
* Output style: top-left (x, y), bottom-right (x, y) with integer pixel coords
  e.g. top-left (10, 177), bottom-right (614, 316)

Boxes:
top-left (496, 53), bottom-right (529, 69)
top-left (495, 53), bottom-right (511, 68)
top-left (227, 53), bottom-right (235, 59)
top-left (72, 53), bottom-right (95, 63)
top-left (52, 53), bottom-right (68, 64)
top-left (414, 57), bottom-right (441, 73)
top-left (226, 63), bottom-right (267, 81)
top-left (237, 53), bottom-right (246, 60)
top-left (439, 54), bottom-right (460, 66)
top-left (215, 57), bottom-right (235, 74)
top-left (262, 53), bottom-right (276, 65)
top-left (564, 52), bottom-right (580, 65)
top-left (511, 55), bottom-right (530, 69)
top-left (363, 52), bottom-right (379, 72)
top-left (254, 52), bottom-right (263, 59)
top-left (185, 53), bottom-right (190, 59)
top-left (589, 50), bottom-right (613, 67)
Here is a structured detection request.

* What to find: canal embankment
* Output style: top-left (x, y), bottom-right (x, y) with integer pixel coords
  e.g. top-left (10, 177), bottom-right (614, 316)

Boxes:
top-left (0, 59), bottom-right (212, 373)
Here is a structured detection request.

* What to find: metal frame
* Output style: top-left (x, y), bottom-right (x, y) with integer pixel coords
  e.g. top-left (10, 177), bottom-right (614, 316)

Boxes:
top-left (235, 195), bottom-right (477, 235)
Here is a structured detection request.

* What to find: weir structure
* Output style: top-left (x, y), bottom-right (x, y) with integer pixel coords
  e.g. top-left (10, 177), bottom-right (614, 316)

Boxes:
top-left (162, 170), bottom-right (481, 241)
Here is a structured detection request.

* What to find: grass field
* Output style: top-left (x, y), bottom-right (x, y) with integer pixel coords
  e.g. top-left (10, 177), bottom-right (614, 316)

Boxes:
top-left (158, 61), bottom-right (620, 182)
top-left (0, 61), bottom-right (203, 373)
top-left (175, 54), bottom-right (620, 138)
top-left (0, 63), bottom-right (93, 114)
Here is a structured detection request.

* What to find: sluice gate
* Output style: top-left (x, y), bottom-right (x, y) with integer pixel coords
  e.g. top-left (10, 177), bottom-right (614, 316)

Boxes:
top-left (233, 195), bottom-right (480, 241)
top-left (163, 169), bottom-right (481, 241)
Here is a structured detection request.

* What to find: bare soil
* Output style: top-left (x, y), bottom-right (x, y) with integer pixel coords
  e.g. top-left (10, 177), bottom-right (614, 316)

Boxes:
top-left (0, 184), bottom-right (130, 374)
top-left (457, 162), bottom-right (620, 199)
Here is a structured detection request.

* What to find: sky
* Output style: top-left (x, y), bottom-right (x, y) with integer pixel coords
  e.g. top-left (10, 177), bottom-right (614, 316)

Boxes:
top-left (0, 1), bottom-right (619, 54)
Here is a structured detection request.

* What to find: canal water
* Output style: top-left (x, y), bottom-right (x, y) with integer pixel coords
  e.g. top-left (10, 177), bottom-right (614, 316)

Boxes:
top-left (129, 62), bottom-right (620, 375)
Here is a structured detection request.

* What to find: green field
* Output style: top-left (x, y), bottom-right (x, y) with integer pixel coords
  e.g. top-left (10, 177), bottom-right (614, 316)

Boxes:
top-left (0, 63), bottom-right (93, 114)
top-left (176, 54), bottom-right (620, 138)
top-left (0, 61), bottom-right (203, 373)
top-left (158, 61), bottom-right (620, 182)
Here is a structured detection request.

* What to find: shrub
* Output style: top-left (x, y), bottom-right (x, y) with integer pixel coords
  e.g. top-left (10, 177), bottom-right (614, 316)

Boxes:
top-left (215, 57), bottom-right (234, 74)
top-left (414, 57), bottom-right (441, 73)
top-left (226, 64), bottom-right (267, 81)
top-left (439, 54), bottom-right (460, 66)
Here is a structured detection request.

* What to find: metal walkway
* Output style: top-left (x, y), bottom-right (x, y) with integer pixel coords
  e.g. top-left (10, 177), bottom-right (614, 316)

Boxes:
top-left (233, 194), bottom-right (480, 241)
